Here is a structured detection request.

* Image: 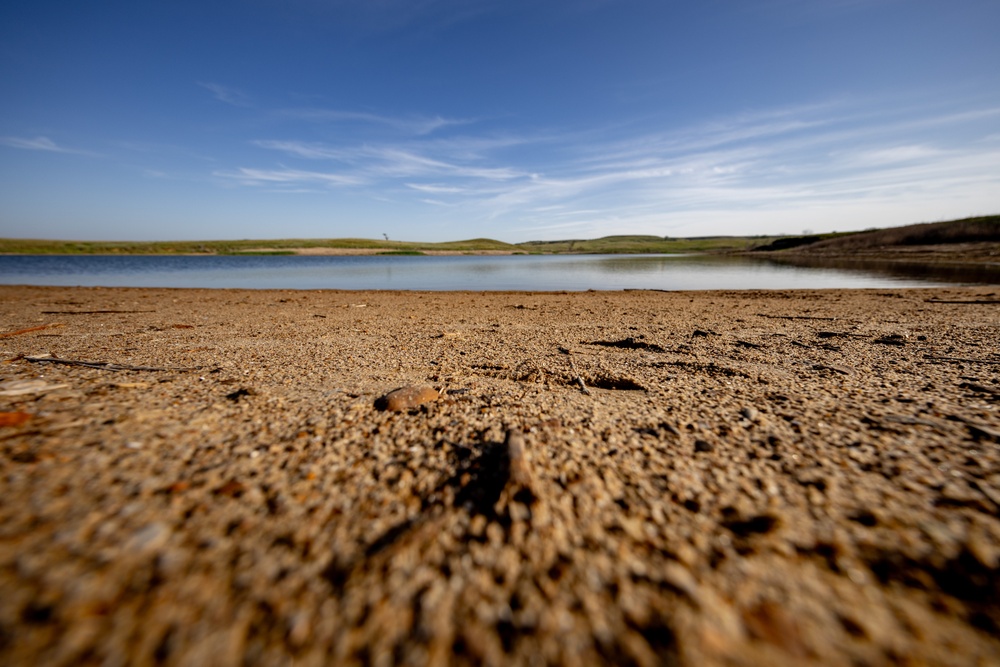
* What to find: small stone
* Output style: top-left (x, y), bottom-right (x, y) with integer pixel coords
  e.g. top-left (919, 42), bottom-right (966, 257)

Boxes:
top-left (940, 481), bottom-right (993, 511)
top-left (694, 440), bottom-right (714, 453)
top-left (0, 379), bottom-right (69, 396)
top-left (873, 334), bottom-right (907, 346)
top-left (225, 387), bottom-right (255, 401)
top-left (164, 481), bottom-right (190, 494)
top-left (126, 522), bottom-right (171, 555)
top-left (967, 529), bottom-right (1000, 569)
top-left (740, 407), bottom-right (759, 422)
top-left (812, 363), bottom-right (853, 376)
top-left (660, 562), bottom-right (700, 601)
top-left (505, 428), bottom-right (533, 488)
top-left (0, 412), bottom-right (32, 427)
top-left (215, 479), bottom-right (247, 497)
top-left (973, 480), bottom-right (1000, 507)
top-left (375, 385), bottom-right (439, 412)
top-left (287, 610), bottom-right (312, 647)
top-left (966, 422), bottom-right (1000, 443)
top-left (743, 601), bottom-right (807, 656)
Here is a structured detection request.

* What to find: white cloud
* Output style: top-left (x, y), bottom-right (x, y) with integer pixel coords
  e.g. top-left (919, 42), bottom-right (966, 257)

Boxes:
top-left (214, 167), bottom-right (364, 187)
top-left (199, 82), bottom-right (251, 107)
top-left (278, 108), bottom-right (474, 135)
top-left (0, 136), bottom-right (88, 154)
top-left (252, 140), bottom-right (524, 181)
top-left (369, 147), bottom-right (522, 180)
top-left (210, 93), bottom-right (1000, 238)
top-left (405, 183), bottom-right (466, 194)
top-left (843, 144), bottom-right (944, 166)
top-left (253, 140), bottom-right (349, 160)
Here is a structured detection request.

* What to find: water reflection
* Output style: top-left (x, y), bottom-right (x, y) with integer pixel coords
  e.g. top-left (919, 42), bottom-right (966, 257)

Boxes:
top-left (758, 255), bottom-right (1000, 286)
top-left (0, 253), bottom-right (996, 291)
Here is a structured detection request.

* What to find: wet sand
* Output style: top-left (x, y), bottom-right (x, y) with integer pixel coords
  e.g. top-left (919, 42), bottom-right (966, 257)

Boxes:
top-left (1, 284), bottom-right (999, 666)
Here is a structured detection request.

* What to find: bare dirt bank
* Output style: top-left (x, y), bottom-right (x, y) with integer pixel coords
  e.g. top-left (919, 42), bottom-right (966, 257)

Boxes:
top-left (763, 241), bottom-right (1000, 266)
top-left (1, 285), bottom-right (999, 666)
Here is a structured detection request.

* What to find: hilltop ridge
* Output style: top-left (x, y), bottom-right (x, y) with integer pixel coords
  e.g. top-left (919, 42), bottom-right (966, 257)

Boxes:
top-left (1, 215), bottom-right (997, 260)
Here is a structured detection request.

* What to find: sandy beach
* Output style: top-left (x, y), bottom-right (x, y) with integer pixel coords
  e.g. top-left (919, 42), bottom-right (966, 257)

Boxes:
top-left (1, 284), bottom-right (999, 666)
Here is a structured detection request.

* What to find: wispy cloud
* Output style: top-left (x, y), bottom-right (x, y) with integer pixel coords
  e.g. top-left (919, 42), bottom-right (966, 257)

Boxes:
top-left (213, 167), bottom-right (364, 188)
top-left (838, 144), bottom-right (944, 166)
top-left (0, 135), bottom-right (91, 154)
top-left (199, 82), bottom-right (252, 107)
top-left (211, 93), bottom-right (1000, 238)
top-left (278, 108), bottom-right (475, 135)
top-left (406, 182), bottom-right (467, 194)
top-left (252, 140), bottom-right (348, 160)
top-left (479, 101), bottom-right (999, 235)
top-left (253, 140), bottom-right (524, 180)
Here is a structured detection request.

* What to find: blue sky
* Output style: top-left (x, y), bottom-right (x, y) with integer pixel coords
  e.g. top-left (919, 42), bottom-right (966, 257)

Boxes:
top-left (1, 0), bottom-right (998, 242)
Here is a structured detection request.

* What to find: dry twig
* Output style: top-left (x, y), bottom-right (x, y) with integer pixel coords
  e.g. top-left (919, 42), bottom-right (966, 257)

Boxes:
top-left (0, 323), bottom-right (65, 338)
top-left (40, 310), bottom-right (154, 315)
top-left (559, 346), bottom-right (590, 395)
top-left (757, 313), bottom-right (837, 321)
top-left (25, 355), bottom-right (203, 372)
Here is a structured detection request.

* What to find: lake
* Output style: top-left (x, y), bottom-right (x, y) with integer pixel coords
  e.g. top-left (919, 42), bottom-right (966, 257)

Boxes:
top-left (0, 253), bottom-right (997, 291)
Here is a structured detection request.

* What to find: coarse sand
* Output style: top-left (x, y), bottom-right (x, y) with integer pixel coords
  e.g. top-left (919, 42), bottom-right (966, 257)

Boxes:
top-left (1, 284), bottom-right (999, 666)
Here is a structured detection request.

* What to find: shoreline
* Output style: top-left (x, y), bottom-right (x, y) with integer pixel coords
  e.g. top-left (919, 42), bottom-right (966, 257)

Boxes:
top-left (759, 241), bottom-right (1000, 267)
top-left (2, 244), bottom-right (998, 269)
top-left (1, 285), bottom-right (999, 665)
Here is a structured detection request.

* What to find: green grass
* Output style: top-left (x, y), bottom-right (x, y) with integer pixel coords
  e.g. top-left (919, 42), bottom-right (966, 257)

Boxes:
top-left (0, 234), bottom-right (772, 255)
top-left (0, 237), bottom-right (517, 255)
top-left (516, 234), bottom-right (777, 254)
top-left (0, 235), bottom-right (776, 256)
top-left (3, 216), bottom-right (994, 256)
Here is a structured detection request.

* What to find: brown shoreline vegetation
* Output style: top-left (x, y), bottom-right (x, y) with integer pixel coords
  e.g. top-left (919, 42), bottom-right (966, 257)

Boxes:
top-left (1, 284), bottom-right (1000, 666)
top-left (752, 217), bottom-right (1000, 266)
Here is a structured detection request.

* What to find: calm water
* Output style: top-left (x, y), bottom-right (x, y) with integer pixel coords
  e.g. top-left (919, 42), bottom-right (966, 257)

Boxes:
top-left (0, 254), bottom-right (997, 291)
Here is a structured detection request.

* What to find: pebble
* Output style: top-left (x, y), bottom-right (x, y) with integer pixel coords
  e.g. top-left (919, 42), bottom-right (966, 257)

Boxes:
top-left (0, 412), bottom-right (32, 427)
top-left (375, 385), bottom-right (440, 412)
top-left (966, 532), bottom-right (999, 570)
top-left (125, 522), bottom-right (171, 555)
top-left (940, 481), bottom-right (987, 508)
top-left (0, 379), bottom-right (69, 396)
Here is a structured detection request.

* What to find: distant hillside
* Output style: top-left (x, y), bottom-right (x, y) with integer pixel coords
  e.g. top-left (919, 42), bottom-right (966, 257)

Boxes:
top-left (515, 235), bottom-right (768, 254)
top-left (0, 237), bottom-right (518, 255)
top-left (3, 217), bottom-right (996, 258)
top-left (0, 234), bottom-right (774, 255)
top-left (748, 215), bottom-right (1000, 265)
top-left (753, 216), bottom-right (999, 254)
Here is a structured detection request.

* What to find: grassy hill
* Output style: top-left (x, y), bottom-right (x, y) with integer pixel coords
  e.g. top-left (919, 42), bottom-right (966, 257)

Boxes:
top-left (0, 234), bottom-right (771, 255)
top-left (515, 235), bottom-right (770, 254)
top-left (751, 215), bottom-right (1000, 254)
top-left (0, 237), bottom-right (519, 255)
top-left (2, 216), bottom-right (996, 256)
